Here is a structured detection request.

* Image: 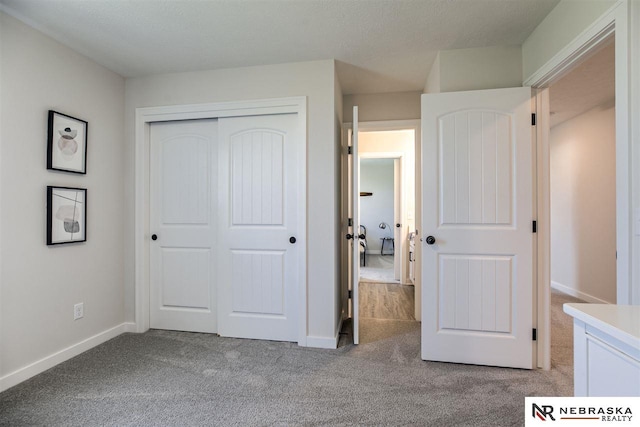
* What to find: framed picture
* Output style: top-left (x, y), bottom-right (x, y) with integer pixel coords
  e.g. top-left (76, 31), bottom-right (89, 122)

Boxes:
top-left (47, 186), bottom-right (87, 245)
top-left (47, 110), bottom-right (87, 174)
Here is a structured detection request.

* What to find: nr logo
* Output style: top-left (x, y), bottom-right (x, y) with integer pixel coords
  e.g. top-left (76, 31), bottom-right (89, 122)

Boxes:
top-left (533, 403), bottom-right (556, 421)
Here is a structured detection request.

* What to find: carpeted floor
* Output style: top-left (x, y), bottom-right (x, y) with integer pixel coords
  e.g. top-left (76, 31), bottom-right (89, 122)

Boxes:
top-left (0, 289), bottom-right (582, 426)
top-left (359, 254), bottom-right (398, 283)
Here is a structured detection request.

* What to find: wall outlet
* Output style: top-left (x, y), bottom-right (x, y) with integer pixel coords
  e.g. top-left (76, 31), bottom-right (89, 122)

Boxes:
top-left (74, 303), bottom-right (84, 320)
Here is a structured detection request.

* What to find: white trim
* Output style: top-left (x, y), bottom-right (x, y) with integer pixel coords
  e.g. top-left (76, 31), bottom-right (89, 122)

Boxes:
top-left (535, 88), bottom-right (551, 371)
top-left (527, 0), bottom-right (633, 370)
top-left (523, 2), bottom-right (620, 88)
top-left (551, 281), bottom-right (612, 305)
top-left (134, 97), bottom-right (308, 346)
top-left (0, 322), bottom-right (135, 392)
top-left (306, 335), bottom-right (338, 349)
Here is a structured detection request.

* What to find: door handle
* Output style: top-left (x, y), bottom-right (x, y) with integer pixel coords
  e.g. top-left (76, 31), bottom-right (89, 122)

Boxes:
top-left (425, 236), bottom-right (436, 245)
top-left (346, 233), bottom-right (365, 240)
top-left (289, 236), bottom-right (297, 244)
top-left (396, 223), bottom-right (401, 228)
top-left (151, 234), bottom-right (158, 241)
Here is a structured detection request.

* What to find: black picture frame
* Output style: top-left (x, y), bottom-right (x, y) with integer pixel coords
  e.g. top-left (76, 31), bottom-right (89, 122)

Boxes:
top-left (47, 110), bottom-right (88, 174)
top-left (47, 186), bottom-right (87, 245)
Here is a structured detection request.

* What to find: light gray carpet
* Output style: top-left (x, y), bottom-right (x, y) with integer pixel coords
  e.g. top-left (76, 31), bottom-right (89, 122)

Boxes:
top-left (0, 290), bottom-right (582, 426)
top-left (359, 255), bottom-right (398, 283)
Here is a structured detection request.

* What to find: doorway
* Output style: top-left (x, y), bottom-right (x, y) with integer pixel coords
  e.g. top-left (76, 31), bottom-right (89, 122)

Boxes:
top-left (548, 38), bottom-right (616, 305)
top-left (359, 157), bottom-right (400, 284)
top-left (342, 123), bottom-right (420, 345)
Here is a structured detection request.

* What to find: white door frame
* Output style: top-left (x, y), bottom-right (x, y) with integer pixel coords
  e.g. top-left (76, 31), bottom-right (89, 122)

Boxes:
top-left (524, 0), bottom-right (635, 369)
top-left (133, 97), bottom-right (308, 345)
top-left (341, 119), bottom-right (421, 320)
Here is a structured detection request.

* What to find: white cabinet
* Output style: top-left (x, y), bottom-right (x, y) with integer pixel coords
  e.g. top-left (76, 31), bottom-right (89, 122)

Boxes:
top-left (564, 304), bottom-right (640, 397)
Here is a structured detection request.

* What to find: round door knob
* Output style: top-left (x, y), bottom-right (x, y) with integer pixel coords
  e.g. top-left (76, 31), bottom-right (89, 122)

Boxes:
top-left (425, 236), bottom-right (436, 245)
top-left (345, 233), bottom-right (354, 240)
top-left (396, 223), bottom-right (401, 228)
top-left (289, 236), bottom-right (297, 244)
top-left (151, 234), bottom-right (158, 241)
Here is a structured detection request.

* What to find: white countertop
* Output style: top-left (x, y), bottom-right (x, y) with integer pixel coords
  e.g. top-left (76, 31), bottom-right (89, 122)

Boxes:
top-left (563, 303), bottom-right (640, 349)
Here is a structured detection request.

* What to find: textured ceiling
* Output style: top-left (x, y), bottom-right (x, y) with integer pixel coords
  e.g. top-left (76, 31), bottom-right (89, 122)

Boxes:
top-left (0, 0), bottom-right (559, 94)
top-left (549, 40), bottom-right (615, 128)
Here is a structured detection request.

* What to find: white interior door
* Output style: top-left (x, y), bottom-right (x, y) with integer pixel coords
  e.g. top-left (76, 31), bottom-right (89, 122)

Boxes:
top-left (421, 87), bottom-right (534, 369)
top-left (150, 119), bottom-right (218, 333)
top-left (217, 113), bottom-right (300, 342)
top-left (351, 106), bottom-right (361, 344)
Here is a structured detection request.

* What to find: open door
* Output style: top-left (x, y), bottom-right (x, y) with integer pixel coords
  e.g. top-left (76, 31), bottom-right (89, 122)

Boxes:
top-left (350, 106), bottom-right (361, 344)
top-left (421, 87), bottom-right (534, 369)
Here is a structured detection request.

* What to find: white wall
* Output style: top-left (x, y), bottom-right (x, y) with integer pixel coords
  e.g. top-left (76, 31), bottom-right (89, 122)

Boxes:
top-left (522, 0), bottom-right (617, 81)
top-left (360, 159), bottom-right (394, 252)
top-left (425, 52), bottom-right (441, 94)
top-left (428, 46), bottom-right (522, 93)
top-left (343, 91), bottom-right (421, 123)
top-left (550, 104), bottom-right (616, 303)
top-left (0, 13), bottom-right (125, 384)
top-left (124, 60), bottom-right (340, 342)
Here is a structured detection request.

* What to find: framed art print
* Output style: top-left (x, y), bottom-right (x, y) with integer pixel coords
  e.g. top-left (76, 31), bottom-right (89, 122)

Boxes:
top-left (47, 110), bottom-right (88, 174)
top-left (47, 186), bottom-right (87, 245)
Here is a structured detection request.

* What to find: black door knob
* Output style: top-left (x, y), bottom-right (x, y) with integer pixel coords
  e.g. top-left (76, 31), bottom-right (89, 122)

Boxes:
top-left (396, 223), bottom-right (401, 228)
top-left (289, 236), bottom-right (296, 244)
top-left (358, 234), bottom-right (366, 240)
top-left (151, 234), bottom-right (158, 241)
top-left (345, 233), bottom-right (354, 240)
top-left (425, 236), bottom-right (436, 245)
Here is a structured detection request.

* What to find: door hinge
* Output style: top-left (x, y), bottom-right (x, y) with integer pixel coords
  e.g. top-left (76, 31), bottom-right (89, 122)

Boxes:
top-left (348, 290), bottom-right (352, 299)
top-left (531, 113), bottom-right (536, 126)
top-left (532, 220), bottom-right (537, 233)
top-left (348, 218), bottom-right (353, 227)
top-left (348, 146), bottom-right (352, 155)
top-left (532, 328), bottom-right (537, 341)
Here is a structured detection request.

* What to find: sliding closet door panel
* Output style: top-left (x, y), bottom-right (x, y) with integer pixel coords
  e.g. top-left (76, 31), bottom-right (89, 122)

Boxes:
top-left (218, 113), bottom-right (300, 342)
top-left (150, 119), bottom-right (218, 333)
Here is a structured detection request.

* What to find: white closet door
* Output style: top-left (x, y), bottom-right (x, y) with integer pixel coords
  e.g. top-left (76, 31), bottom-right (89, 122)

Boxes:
top-left (150, 119), bottom-right (218, 333)
top-left (217, 113), bottom-right (300, 342)
top-left (421, 87), bottom-right (534, 369)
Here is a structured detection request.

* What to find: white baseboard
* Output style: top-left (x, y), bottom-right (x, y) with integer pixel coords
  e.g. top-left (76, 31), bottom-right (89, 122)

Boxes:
top-left (0, 322), bottom-right (136, 393)
top-left (305, 336), bottom-right (337, 349)
top-left (551, 281), bottom-right (612, 304)
top-left (305, 316), bottom-right (345, 349)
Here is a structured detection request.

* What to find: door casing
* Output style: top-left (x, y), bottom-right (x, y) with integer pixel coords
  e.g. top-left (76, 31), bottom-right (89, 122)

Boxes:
top-left (524, 1), bottom-right (635, 369)
top-left (340, 120), bottom-right (421, 322)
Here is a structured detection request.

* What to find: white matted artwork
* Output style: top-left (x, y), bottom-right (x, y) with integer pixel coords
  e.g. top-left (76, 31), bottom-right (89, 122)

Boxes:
top-left (47, 186), bottom-right (87, 245)
top-left (47, 110), bottom-right (87, 174)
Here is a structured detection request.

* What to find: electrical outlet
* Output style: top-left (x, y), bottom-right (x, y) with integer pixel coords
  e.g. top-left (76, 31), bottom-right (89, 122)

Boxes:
top-left (74, 303), bottom-right (84, 320)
